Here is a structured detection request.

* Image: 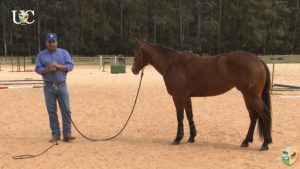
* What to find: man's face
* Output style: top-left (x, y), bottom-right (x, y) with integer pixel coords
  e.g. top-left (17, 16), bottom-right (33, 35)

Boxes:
top-left (45, 40), bottom-right (57, 51)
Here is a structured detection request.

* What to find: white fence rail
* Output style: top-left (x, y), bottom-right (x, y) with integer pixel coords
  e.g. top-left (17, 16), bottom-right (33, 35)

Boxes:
top-left (1, 55), bottom-right (300, 70)
top-left (0, 56), bottom-right (135, 66)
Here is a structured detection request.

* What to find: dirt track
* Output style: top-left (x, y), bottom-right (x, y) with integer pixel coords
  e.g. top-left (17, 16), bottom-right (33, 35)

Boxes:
top-left (0, 64), bottom-right (299, 169)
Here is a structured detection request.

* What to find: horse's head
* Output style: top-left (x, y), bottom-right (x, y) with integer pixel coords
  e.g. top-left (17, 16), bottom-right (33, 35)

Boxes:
top-left (132, 41), bottom-right (148, 75)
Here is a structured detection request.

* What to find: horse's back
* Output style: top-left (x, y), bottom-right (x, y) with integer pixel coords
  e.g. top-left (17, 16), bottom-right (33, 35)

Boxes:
top-left (218, 50), bottom-right (266, 93)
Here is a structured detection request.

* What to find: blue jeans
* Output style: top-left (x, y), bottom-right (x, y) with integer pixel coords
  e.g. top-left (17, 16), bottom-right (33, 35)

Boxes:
top-left (43, 83), bottom-right (72, 137)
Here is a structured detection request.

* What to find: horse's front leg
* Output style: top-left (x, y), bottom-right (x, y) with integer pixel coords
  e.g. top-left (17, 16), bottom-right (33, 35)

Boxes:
top-left (185, 97), bottom-right (197, 143)
top-left (172, 96), bottom-right (185, 145)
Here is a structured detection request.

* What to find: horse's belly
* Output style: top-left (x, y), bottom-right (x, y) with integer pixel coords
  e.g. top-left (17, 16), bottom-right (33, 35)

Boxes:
top-left (189, 82), bottom-right (234, 97)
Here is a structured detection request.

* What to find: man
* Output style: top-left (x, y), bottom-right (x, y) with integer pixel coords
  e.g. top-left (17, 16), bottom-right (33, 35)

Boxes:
top-left (35, 33), bottom-right (75, 142)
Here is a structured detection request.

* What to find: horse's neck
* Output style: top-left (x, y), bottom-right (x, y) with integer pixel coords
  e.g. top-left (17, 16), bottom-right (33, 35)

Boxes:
top-left (144, 45), bottom-right (173, 76)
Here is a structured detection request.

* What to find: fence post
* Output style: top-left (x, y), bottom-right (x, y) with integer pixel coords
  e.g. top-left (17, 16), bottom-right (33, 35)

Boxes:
top-left (99, 55), bottom-right (103, 70)
top-left (114, 56), bottom-right (117, 66)
top-left (271, 63), bottom-right (275, 94)
top-left (11, 56), bottom-right (13, 72)
top-left (17, 57), bottom-right (20, 71)
top-left (0, 57), bottom-right (2, 71)
top-left (23, 56), bottom-right (26, 71)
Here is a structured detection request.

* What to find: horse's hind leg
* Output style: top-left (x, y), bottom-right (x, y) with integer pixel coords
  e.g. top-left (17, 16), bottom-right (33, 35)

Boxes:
top-left (241, 114), bottom-right (257, 147)
top-left (172, 96), bottom-right (185, 145)
top-left (185, 97), bottom-right (197, 143)
top-left (241, 96), bottom-right (258, 147)
top-left (242, 94), bottom-right (271, 151)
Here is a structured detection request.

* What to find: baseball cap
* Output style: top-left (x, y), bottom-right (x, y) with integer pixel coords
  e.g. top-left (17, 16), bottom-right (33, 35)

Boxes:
top-left (45, 33), bottom-right (57, 41)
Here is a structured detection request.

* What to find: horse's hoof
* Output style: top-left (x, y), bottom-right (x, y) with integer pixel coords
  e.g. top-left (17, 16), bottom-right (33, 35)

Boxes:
top-left (240, 142), bottom-right (249, 147)
top-left (172, 140), bottom-right (181, 145)
top-left (259, 145), bottom-right (269, 151)
top-left (187, 138), bottom-right (195, 143)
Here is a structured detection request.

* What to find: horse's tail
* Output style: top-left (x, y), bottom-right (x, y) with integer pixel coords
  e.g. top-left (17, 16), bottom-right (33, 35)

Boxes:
top-left (258, 60), bottom-right (272, 142)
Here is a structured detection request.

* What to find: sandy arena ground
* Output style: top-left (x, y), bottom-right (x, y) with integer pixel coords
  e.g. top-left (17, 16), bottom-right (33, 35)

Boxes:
top-left (0, 64), bottom-right (299, 169)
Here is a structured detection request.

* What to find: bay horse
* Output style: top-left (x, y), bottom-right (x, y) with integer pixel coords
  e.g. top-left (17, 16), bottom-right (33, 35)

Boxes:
top-left (132, 41), bottom-right (272, 151)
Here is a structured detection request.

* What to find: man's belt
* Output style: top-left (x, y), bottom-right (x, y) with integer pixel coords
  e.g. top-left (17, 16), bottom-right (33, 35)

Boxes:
top-left (44, 81), bottom-right (66, 85)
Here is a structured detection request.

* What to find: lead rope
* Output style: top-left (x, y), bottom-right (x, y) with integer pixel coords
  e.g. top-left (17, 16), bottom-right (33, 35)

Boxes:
top-left (12, 142), bottom-right (59, 160)
top-left (67, 68), bottom-right (144, 141)
top-left (12, 69), bottom-right (145, 159)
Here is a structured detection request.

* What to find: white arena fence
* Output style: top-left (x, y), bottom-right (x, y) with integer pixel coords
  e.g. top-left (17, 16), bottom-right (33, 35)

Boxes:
top-left (0, 55), bottom-right (300, 68)
top-left (0, 55), bottom-right (135, 67)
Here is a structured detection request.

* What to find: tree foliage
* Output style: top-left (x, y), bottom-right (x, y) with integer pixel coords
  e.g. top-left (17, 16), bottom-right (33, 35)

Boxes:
top-left (0, 0), bottom-right (299, 56)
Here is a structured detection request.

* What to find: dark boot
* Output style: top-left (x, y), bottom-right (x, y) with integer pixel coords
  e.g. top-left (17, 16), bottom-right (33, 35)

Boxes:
top-left (49, 135), bottom-right (60, 143)
top-left (63, 135), bottom-right (76, 142)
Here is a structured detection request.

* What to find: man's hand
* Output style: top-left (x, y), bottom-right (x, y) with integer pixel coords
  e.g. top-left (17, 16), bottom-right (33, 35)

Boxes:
top-left (48, 62), bottom-right (57, 72)
top-left (53, 61), bottom-right (68, 72)
top-left (40, 62), bottom-right (56, 75)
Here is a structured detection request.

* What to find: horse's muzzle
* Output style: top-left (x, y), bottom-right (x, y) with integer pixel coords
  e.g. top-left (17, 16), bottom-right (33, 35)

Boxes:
top-left (132, 67), bottom-right (139, 75)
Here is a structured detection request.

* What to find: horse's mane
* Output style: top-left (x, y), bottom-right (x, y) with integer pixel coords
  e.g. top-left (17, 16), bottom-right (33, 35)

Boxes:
top-left (142, 41), bottom-right (207, 58)
top-left (143, 41), bottom-right (179, 54)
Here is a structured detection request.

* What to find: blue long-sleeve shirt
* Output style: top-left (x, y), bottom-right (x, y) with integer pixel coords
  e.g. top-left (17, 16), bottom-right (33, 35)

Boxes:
top-left (35, 48), bottom-right (73, 82)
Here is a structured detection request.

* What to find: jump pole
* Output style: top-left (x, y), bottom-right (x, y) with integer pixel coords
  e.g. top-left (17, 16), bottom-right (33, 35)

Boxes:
top-left (0, 85), bottom-right (43, 90)
top-left (0, 79), bottom-right (43, 83)
top-left (114, 56), bottom-right (117, 66)
top-left (0, 79), bottom-right (44, 90)
top-left (272, 88), bottom-right (300, 91)
top-left (274, 84), bottom-right (300, 89)
top-left (279, 95), bottom-right (300, 99)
